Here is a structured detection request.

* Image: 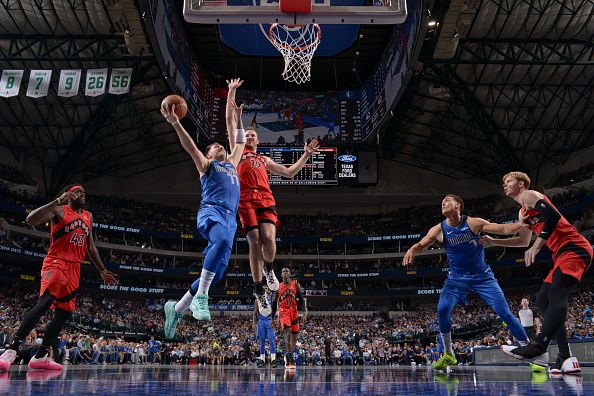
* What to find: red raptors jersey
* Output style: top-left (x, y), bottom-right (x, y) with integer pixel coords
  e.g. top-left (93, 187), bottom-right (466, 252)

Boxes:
top-left (523, 195), bottom-right (590, 257)
top-left (237, 149), bottom-right (272, 196)
top-left (278, 280), bottom-right (298, 313)
top-left (46, 206), bottom-right (92, 263)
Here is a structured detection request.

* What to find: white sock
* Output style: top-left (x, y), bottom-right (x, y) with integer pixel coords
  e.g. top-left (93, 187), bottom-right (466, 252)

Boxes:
top-left (260, 354), bottom-right (265, 361)
top-left (175, 291), bottom-right (193, 313)
top-left (441, 332), bottom-right (454, 354)
top-left (197, 269), bottom-right (216, 295)
top-left (271, 353), bottom-right (276, 361)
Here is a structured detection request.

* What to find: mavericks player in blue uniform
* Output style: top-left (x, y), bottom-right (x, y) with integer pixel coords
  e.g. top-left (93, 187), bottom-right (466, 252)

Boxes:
top-left (403, 194), bottom-right (530, 370)
top-left (253, 286), bottom-right (277, 367)
top-left (161, 97), bottom-right (246, 338)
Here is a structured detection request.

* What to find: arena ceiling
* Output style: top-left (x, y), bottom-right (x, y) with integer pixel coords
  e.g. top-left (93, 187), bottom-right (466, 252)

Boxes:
top-left (382, 0), bottom-right (594, 184)
top-left (0, 0), bottom-right (592, 196)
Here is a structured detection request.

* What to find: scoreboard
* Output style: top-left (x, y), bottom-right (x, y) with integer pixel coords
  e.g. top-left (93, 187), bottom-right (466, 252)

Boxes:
top-left (257, 147), bottom-right (338, 185)
top-left (338, 98), bottom-right (362, 142)
top-left (255, 147), bottom-right (377, 186)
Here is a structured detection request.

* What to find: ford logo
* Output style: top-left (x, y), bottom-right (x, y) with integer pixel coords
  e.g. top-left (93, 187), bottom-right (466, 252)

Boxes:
top-left (338, 155), bottom-right (357, 163)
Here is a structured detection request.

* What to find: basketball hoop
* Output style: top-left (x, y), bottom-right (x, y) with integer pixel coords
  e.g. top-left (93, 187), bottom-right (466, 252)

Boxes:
top-left (268, 23), bottom-right (322, 85)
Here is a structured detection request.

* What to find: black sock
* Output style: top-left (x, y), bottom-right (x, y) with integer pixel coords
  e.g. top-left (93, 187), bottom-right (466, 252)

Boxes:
top-left (254, 282), bottom-right (264, 295)
top-left (34, 345), bottom-right (50, 359)
top-left (264, 261), bottom-right (273, 272)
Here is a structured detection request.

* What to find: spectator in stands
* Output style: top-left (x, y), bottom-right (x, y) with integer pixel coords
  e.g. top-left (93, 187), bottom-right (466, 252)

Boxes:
top-left (148, 336), bottom-right (161, 363)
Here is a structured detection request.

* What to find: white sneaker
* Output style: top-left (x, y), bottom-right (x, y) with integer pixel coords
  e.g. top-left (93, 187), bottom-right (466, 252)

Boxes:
top-left (254, 290), bottom-right (272, 316)
top-left (500, 344), bottom-right (549, 368)
top-left (561, 357), bottom-right (581, 374)
top-left (263, 267), bottom-right (280, 292)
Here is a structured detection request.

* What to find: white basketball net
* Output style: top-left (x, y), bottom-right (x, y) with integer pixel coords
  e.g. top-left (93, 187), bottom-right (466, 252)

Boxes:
top-left (268, 23), bottom-right (321, 85)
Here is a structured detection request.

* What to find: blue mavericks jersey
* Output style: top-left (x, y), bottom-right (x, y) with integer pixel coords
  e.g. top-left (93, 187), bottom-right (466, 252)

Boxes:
top-left (200, 160), bottom-right (240, 212)
top-left (258, 294), bottom-right (273, 323)
top-left (442, 216), bottom-right (492, 279)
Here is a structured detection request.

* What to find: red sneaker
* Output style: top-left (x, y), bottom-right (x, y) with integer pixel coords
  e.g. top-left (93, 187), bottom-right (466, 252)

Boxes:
top-left (0, 350), bottom-right (16, 372)
top-left (28, 356), bottom-right (63, 370)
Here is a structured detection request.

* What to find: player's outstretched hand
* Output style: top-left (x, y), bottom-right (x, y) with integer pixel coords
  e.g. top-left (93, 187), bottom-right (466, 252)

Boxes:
top-left (227, 101), bottom-right (244, 123)
top-left (478, 235), bottom-right (494, 247)
top-left (101, 271), bottom-right (119, 285)
top-left (226, 78), bottom-right (244, 91)
top-left (402, 250), bottom-right (415, 266)
top-left (160, 104), bottom-right (179, 125)
top-left (304, 139), bottom-right (320, 155)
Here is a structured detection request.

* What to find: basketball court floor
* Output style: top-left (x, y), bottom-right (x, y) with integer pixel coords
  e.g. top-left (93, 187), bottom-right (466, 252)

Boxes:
top-left (0, 365), bottom-right (592, 395)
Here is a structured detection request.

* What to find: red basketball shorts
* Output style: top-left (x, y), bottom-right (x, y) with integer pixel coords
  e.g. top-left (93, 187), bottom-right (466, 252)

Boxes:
top-left (279, 309), bottom-right (300, 333)
top-left (545, 242), bottom-right (593, 283)
top-left (238, 192), bottom-right (279, 232)
top-left (40, 257), bottom-right (81, 312)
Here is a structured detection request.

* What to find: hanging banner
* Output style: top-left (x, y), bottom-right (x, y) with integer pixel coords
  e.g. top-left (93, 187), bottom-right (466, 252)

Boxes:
top-left (84, 68), bottom-right (108, 97)
top-left (0, 70), bottom-right (24, 97)
top-left (108, 68), bottom-right (133, 95)
top-left (26, 70), bottom-right (52, 98)
top-left (57, 69), bottom-right (82, 97)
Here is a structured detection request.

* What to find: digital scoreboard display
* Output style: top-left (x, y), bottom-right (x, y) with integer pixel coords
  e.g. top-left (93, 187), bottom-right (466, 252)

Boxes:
top-left (254, 147), bottom-right (377, 186)
top-left (257, 147), bottom-right (338, 185)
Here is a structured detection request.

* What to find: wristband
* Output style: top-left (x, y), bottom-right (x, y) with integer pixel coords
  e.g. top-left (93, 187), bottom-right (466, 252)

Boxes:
top-left (235, 128), bottom-right (246, 144)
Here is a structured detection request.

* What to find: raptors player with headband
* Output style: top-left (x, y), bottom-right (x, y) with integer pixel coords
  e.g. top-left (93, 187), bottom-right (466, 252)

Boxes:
top-left (484, 171), bottom-right (593, 373)
top-left (0, 185), bottom-right (118, 372)
top-left (226, 78), bottom-right (319, 316)
top-left (271, 267), bottom-right (306, 370)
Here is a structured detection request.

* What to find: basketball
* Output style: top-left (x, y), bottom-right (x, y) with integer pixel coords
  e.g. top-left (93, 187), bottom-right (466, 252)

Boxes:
top-left (161, 95), bottom-right (188, 119)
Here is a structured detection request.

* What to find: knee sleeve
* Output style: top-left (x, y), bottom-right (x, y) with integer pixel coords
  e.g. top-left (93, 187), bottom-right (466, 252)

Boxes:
top-left (538, 269), bottom-right (578, 344)
top-left (536, 283), bottom-right (550, 314)
top-left (202, 223), bottom-right (234, 274)
top-left (437, 294), bottom-right (457, 334)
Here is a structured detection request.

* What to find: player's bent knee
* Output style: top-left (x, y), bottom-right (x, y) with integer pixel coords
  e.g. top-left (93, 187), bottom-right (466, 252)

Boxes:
top-left (437, 300), bottom-right (453, 315)
top-left (246, 232), bottom-right (261, 246)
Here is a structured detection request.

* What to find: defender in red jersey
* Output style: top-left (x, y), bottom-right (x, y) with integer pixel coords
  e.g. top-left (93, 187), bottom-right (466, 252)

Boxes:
top-left (226, 78), bottom-right (319, 317)
top-left (271, 267), bottom-right (306, 369)
top-left (483, 172), bottom-right (592, 372)
top-left (0, 185), bottom-right (118, 372)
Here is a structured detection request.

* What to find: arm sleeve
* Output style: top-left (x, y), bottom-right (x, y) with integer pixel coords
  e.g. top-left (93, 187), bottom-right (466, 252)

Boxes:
top-left (296, 286), bottom-right (306, 312)
top-left (534, 199), bottom-right (561, 240)
top-left (235, 128), bottom-right (246, 144)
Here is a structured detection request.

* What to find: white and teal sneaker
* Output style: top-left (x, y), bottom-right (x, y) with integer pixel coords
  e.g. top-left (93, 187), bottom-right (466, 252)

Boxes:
top-left (190, 292), bottom-right (211, 321)
top-left (164, 301), bottom-right (184, 339)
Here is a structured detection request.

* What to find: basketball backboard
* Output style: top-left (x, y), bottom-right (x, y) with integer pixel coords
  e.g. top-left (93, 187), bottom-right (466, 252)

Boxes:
top-left (183, 0), bottom-right (407, 25)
